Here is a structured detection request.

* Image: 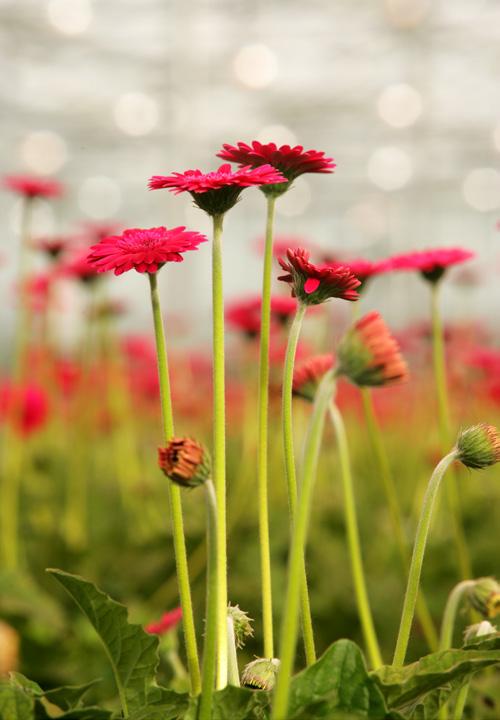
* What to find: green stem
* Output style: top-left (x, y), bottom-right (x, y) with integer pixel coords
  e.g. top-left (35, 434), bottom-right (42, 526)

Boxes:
top-left (452, 682), bottom-right (470, 720)
top-left (12, 197), bottom-right (34, 379)
top-left (431, 284), bottom-right (471, 580)
top-left (437, 580), bottom-right (475, 720)
top-left (227, 614), bottom-right (240, 687)
top-left (281, 304), bottom-right (316, 666)
top-left (272, 371), bottom-right (335, 720)
top-left (211, 214), bottom-right (228, 689)
top-left (329, 402), bottom-right (383, 669)
top-left (257, 195), bottom-right (276, 659)
top-left (392, 450), bottom-right (459, 667)
top-left (199, 479), bottom-right (218, 720)
top-left (148, 272), bottom-right (201, 697)
top-left (360, 388), bottom-right (438, 651)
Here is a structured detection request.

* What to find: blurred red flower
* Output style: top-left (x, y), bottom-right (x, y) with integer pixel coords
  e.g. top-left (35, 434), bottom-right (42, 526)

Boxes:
top-left (87, 226), bottom-right (207, 275)
top-left (383, 248), bottom-right (475, 283)
top-left (3, 174), bottom-right (63, 199)
top-left (145, 607), bottom-right (183, 635)
top-left (0, 382), bottom-right (49, 435)
top-left (33, 235), bottom-right (73, 261)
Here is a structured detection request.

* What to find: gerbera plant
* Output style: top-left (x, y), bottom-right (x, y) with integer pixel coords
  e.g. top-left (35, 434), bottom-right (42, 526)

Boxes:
top-left (149, 161), bottom-right (285, 690)
top-left (385, 247), bottom-right (476, 581)
top-left (217, 142), bottom-right (334, 661)
top-left (88, 225), bottom-right (207, 698)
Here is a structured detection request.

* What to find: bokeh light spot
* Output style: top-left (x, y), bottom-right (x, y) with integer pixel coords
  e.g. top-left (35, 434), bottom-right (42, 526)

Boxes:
top-left (21, 131), bottom-right (68, 175)
top-left (114, 93), bottom-right (159, 137)
top-left (368, 146), bottom-right (413, 191)
top-left (233, 44), bottom-right (278, 89)
top-left (47, 0), bottom-right (92, 35)
top-left (463, 168), bottom-right (500, 212)
top-left (377, 83), bottom-right (423, 128)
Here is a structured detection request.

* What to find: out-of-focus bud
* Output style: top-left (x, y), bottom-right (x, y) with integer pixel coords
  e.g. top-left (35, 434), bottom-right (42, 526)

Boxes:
top-left (0, 621), bottom-right (19, 675)
top-left (456, 424), bottom-right (500, 470)
top-left (158, 437), bottom-right (211, 488)
top-left (241, 657), bottom-right (280, 691)
top-left (337, 312), bottom-right (408, 387)
top-left (292, 354), bottom-right (335, 401)
top-left (228, 604), bottom-right (253, 649)
top-left (463, 620), bottom-right (498, 643)
top-left (466, 577), bottom-right (500, 619)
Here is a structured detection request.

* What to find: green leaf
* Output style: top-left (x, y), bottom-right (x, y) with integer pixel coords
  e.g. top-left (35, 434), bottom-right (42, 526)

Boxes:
top-left (128, 686), bottom-right (190, 720)
top-left (33, 700), bottom-right (112, 720)
top-left (372, 636), bottom-right (500, 712)
top-left (44, 680), bottom-right (101, 710)
top-left (0, 682), bottom-right (35, 720)
top-left (287, 639), bottom-right (397, 719)
top-left (211, 685), bottom-right (271, 720)
top-left (47, 569), bottom-right (159, 716)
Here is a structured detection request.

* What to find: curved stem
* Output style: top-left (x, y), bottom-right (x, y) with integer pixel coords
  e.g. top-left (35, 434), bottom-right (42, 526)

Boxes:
top-left (431, 284), bottom-right (471, 580)
top-left (272, 371), bottom-right (335, 720)
top-left (329, 402), bottom-right (383, 669)
top-left (392, 450), bottom-right (459, 667)
top-left (452, 683), bottom-right (470, 720)
top-left (199, 479), bottom-right (218, 720)
top-left (148, 272), bottom-right (201, 697)
top-left (281, 303), bottom-right (316, 666)
top-left (257, 195), bottom-right (276, 659)
top-left (360, 388), bottom-right (438, 651)
top-left (212, 214), bottom-right (228, 689)
top-left (437, 580), bottom-right (475, 720)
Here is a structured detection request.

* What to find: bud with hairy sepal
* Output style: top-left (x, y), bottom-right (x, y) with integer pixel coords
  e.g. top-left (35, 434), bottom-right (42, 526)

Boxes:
top-left (158, 437), bottom-right (211, 488)
top-left (466, 577), bottom-right (500, 619)
top-left (463, 620), bottom-right (498, 643)
top-left (456, 424), bottom-right (500, 470)
top-left (241, 657), bottom-right (280, 691)
top-left (227, 604), bottom-right (253, 649)
top-left (337, 311), bottom-right (409, 387)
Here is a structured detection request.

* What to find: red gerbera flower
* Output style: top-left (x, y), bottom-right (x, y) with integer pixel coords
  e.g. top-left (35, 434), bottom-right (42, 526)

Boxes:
top-left (145, 607), bottom-right (183, 635)
top-left (3, 174), bottom-right (64, 199)
top-left (338, 312), bottom-right (409, 387)
top-left (383, 247), bottom-right (475, 284)
top-left (86, 226), bottom-right (207, 276)
top-left (217, 141), bottom-right (335, 196)
top-left (293, 354), bottom-right (335, 401)
top-left (278, 248), bottom-right (360, 305)
top-left (148, 163), bottom-right (286, 216)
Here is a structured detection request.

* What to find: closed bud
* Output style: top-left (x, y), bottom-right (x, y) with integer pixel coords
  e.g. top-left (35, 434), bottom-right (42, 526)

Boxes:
top-left (466, 577), bottom-right (500, 619)
top-left (241, 657), bottom-right (280, 691)
top-left (158, 437), bottom-right (210, 488)
top-left (337, 312), bottom-right (408, 387)
top-left (456, 424), bottom-right (500, 470)
top-left (228, 604), bottom-right (253, 649)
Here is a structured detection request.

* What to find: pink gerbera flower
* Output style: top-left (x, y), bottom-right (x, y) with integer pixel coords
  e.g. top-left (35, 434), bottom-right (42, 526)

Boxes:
top-left (217, 141), bottom-right (335, 196)
top-left (383, 247), bottom-right (475, 284)
top-left (278, 248), bottom-right (360, 305)
top-left (293, 354), bottom-right (335, 401)
top-left (148, 163), bottom-right (285, 216)
top-left (226, 295), bottom-right (298, 338)
top-left (86, 226), bottom-right (207, 275)
top-left (0, 381), bottom-right (49, 435)
top-left (3, 174), bottom-right (64, 199)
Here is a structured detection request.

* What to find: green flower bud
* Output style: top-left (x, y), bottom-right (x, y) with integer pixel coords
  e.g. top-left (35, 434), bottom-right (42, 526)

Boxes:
top-left (241, 657), bottom-right (280, 691)
top-left (466, 577), bottom-right (500, 619)
top-left (456, 424), bottom-right (500, 470)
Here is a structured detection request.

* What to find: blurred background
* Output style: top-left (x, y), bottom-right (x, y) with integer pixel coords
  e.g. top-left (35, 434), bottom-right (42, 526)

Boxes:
top-left (1, 0), bottom-right (500, 345)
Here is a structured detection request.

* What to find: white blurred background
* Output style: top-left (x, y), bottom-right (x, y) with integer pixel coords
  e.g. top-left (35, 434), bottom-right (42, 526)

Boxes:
top-left (1, 0), bottom-right (500, 347)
